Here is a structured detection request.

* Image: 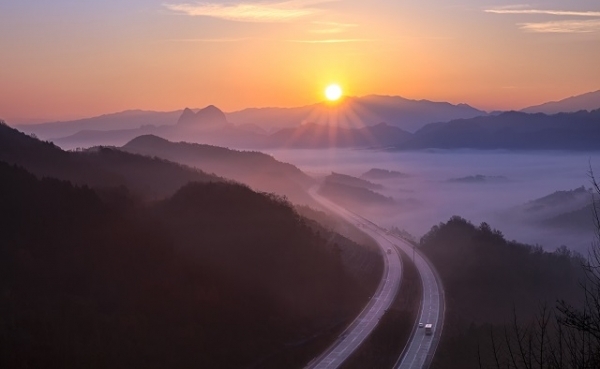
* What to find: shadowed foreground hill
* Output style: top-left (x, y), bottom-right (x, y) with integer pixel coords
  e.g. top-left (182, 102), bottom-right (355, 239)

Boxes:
top-left (121, 135), bottom-right (314, 204)
top-left (0, 122), bottom-right (220, 199)
top-left (419, 216), bottom-right (586, 368)
top-left (0, 162), bottom-right (370, 369)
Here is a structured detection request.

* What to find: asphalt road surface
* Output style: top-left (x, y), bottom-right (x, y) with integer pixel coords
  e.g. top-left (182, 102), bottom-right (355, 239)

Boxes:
top-left (390, 233), bottom-right (445, 369)
top-left (305, 189), bottom-right (403, 369)
top-left (305, 188), bottom-right (445, 369)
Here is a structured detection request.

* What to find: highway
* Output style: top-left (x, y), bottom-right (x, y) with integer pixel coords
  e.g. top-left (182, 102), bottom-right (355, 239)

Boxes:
top-left (305, 187), bottom-right (445, 369)
top-left (305, 189), bottom-right (403, 369)
top-left (390, 233), bottom-right (445, 369)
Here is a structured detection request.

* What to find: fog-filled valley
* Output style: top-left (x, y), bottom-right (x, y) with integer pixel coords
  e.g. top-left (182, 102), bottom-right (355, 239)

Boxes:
top-left (268, 148), bottom-right (600, 253)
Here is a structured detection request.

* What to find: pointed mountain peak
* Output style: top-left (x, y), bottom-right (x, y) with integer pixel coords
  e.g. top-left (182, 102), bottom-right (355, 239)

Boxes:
top-left (178, 108), bottom-right (197, 125)
top-left (177, 105), bottom-right (229, 126)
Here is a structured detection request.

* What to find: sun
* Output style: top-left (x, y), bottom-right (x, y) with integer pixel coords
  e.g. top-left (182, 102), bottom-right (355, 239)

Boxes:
top-left (325, 84), bottom-right (343, 101)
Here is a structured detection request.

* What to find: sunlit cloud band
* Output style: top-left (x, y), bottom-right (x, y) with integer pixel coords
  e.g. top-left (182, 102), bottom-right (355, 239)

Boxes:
top-left (164, 0), bottom-right (336, 22)
top-left (519, 19), bottom-right (600, 33)
top-left (485, 9), bottom-right (600, 17)
top-left (288, 38), bottom-right (373, 43)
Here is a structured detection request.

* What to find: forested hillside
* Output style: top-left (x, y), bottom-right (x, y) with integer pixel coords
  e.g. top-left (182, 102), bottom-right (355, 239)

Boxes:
top-left (420, 216), bottom-right (587, 368)
top-left (0, 122), bottom-right (219, 199)
top-left (0, 162), bottom-right (377, 368)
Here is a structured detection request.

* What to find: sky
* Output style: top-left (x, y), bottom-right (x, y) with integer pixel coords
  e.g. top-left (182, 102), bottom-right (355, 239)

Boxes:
top-left (1, 0), bottom-right (600, 123)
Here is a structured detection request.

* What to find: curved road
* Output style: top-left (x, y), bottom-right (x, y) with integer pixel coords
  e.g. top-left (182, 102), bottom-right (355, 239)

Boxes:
top-left (306, 188), bottom-right (445, 369)
top-left (390, 234), bottom-right (445, 369)
top-left (305, 189), bottom-right (403, 369)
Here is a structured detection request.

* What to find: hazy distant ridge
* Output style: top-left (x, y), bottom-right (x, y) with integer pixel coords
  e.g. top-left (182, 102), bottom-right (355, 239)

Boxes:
top-left (522, 90), bottom-right (600, 114)
top-left (227, 95), bottom-right (486, 133)
top-left (398, 109), bottom-right (600, 150)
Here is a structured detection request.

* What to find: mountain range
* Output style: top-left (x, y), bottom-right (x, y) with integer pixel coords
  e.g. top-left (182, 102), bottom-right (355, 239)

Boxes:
top-left (227, 95), bottom-right (486, 132)
top-left (11, 89), bottom-right (600, 151)
top-left (398, 109), bottom-right (600, 150)
top-left (522, 90), bottom-right (600, 114)
top-left (15, 94), bottom-right (486, 143)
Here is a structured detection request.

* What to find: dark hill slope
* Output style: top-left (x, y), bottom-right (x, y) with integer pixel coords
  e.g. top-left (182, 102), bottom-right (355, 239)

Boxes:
top-left (122, 135), bottom-right (314, 204)
top-left (420, 216), bottom-right (586, 369)
top-left (0, 162), bottom-right (368, 369)
top-left (401, 109), bottom-right (600, 150)
top-left (0, 122), bottom-right (219, 198)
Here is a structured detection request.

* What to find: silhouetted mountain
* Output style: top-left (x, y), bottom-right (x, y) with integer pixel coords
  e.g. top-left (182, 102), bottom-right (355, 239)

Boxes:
top-left (446, 175), bottom-right (508, 184)
top-left (178, 107), bottom-right (197, 124)
top-left (227, 95), bottom-right (486, 133)
top-left (522, 90), bottom-right (600, 114)
top-left (0, 122), bottom-right (220, 199)
top-left (14, 95), bottom-right (485, 149)
top-left (53, 126), bottom-right (165, 148)
top-left (500, 186), bottom-right (593, 228)
top-left (266, 122), bottom-right (412, 148)
top-left (325, 172), bottom-right (384, 190)
top-left (121, 135), bottom-right (314, 204)
top-left (514, 186), bottom-right (597, 230)
top-left (543, 203), bottom-right (597, 231)
top-left (361, 168), bottom-right (409, 180)
top-left (177, 105), bottom-right (230, 128)
top-left (16, 109), bottom-right (182, 140)
top-left (0, 162), bottom-right (373, 368)
top-left (15, 106), bottom-right (257, 150)
top-left (523, 186), bottom-right (592, 214)
top-left (398, 109), bottom-right (600, 150)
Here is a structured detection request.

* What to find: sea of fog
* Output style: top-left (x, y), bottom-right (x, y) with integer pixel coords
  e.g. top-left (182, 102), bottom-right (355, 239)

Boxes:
top-left (267, 148), bottom-right (600, 254)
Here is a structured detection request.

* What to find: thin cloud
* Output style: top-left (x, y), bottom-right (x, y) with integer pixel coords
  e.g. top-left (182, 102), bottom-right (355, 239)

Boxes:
top-left (519, 19), bottom-right (600, 33)
top-left (484, 6), bottom-right (600, 34)
top-left (164, 0), bottom-right (337, 22)
top-left (485, 8), bottom-right (600, 17)
top-left (288, 38), bottom-right (373, 43)
top-left (163, 37), bottom-right (250, 42)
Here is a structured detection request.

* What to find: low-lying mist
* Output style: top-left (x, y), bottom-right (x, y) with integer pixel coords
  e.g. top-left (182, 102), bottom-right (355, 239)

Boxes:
top-left (267, 148), bottom-right (600, 253)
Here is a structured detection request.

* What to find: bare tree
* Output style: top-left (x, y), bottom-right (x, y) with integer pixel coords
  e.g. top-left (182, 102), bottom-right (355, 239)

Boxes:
top-left (481, 170), bottom-right (600, 369)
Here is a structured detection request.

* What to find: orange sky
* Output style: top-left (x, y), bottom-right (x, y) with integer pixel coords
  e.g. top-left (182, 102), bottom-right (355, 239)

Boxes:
top-left (1, 1), bottom-right (600, 123)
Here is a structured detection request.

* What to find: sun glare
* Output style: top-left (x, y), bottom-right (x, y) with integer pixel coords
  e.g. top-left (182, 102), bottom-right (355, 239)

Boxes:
top-left (325, 84), bottom-right (343, 101)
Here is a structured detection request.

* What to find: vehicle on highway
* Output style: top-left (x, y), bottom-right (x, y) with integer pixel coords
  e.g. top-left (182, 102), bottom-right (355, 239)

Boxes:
top-left (418, 322), bottom-right (424, 328)
top-left (387, 248), bottom-right (392, 254)
top-left (425, 323), bottom-right (433, 336)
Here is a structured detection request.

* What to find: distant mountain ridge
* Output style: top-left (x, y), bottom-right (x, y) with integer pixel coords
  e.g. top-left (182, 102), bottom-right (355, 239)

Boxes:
top-left (228, 95), bottom-right (486, 133)
top-left (396, 109), bottom-right (600, 150)
top-left (522, 90), bottom-right (600, 114)
top-left (177, 105), bottom-right (230, 127)
top-left (14, 92), bottom-right (600, 151)
top-left (16, 95), bottom-right (485, 144)
top-left (16, 109), bottom-right (183, 140)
